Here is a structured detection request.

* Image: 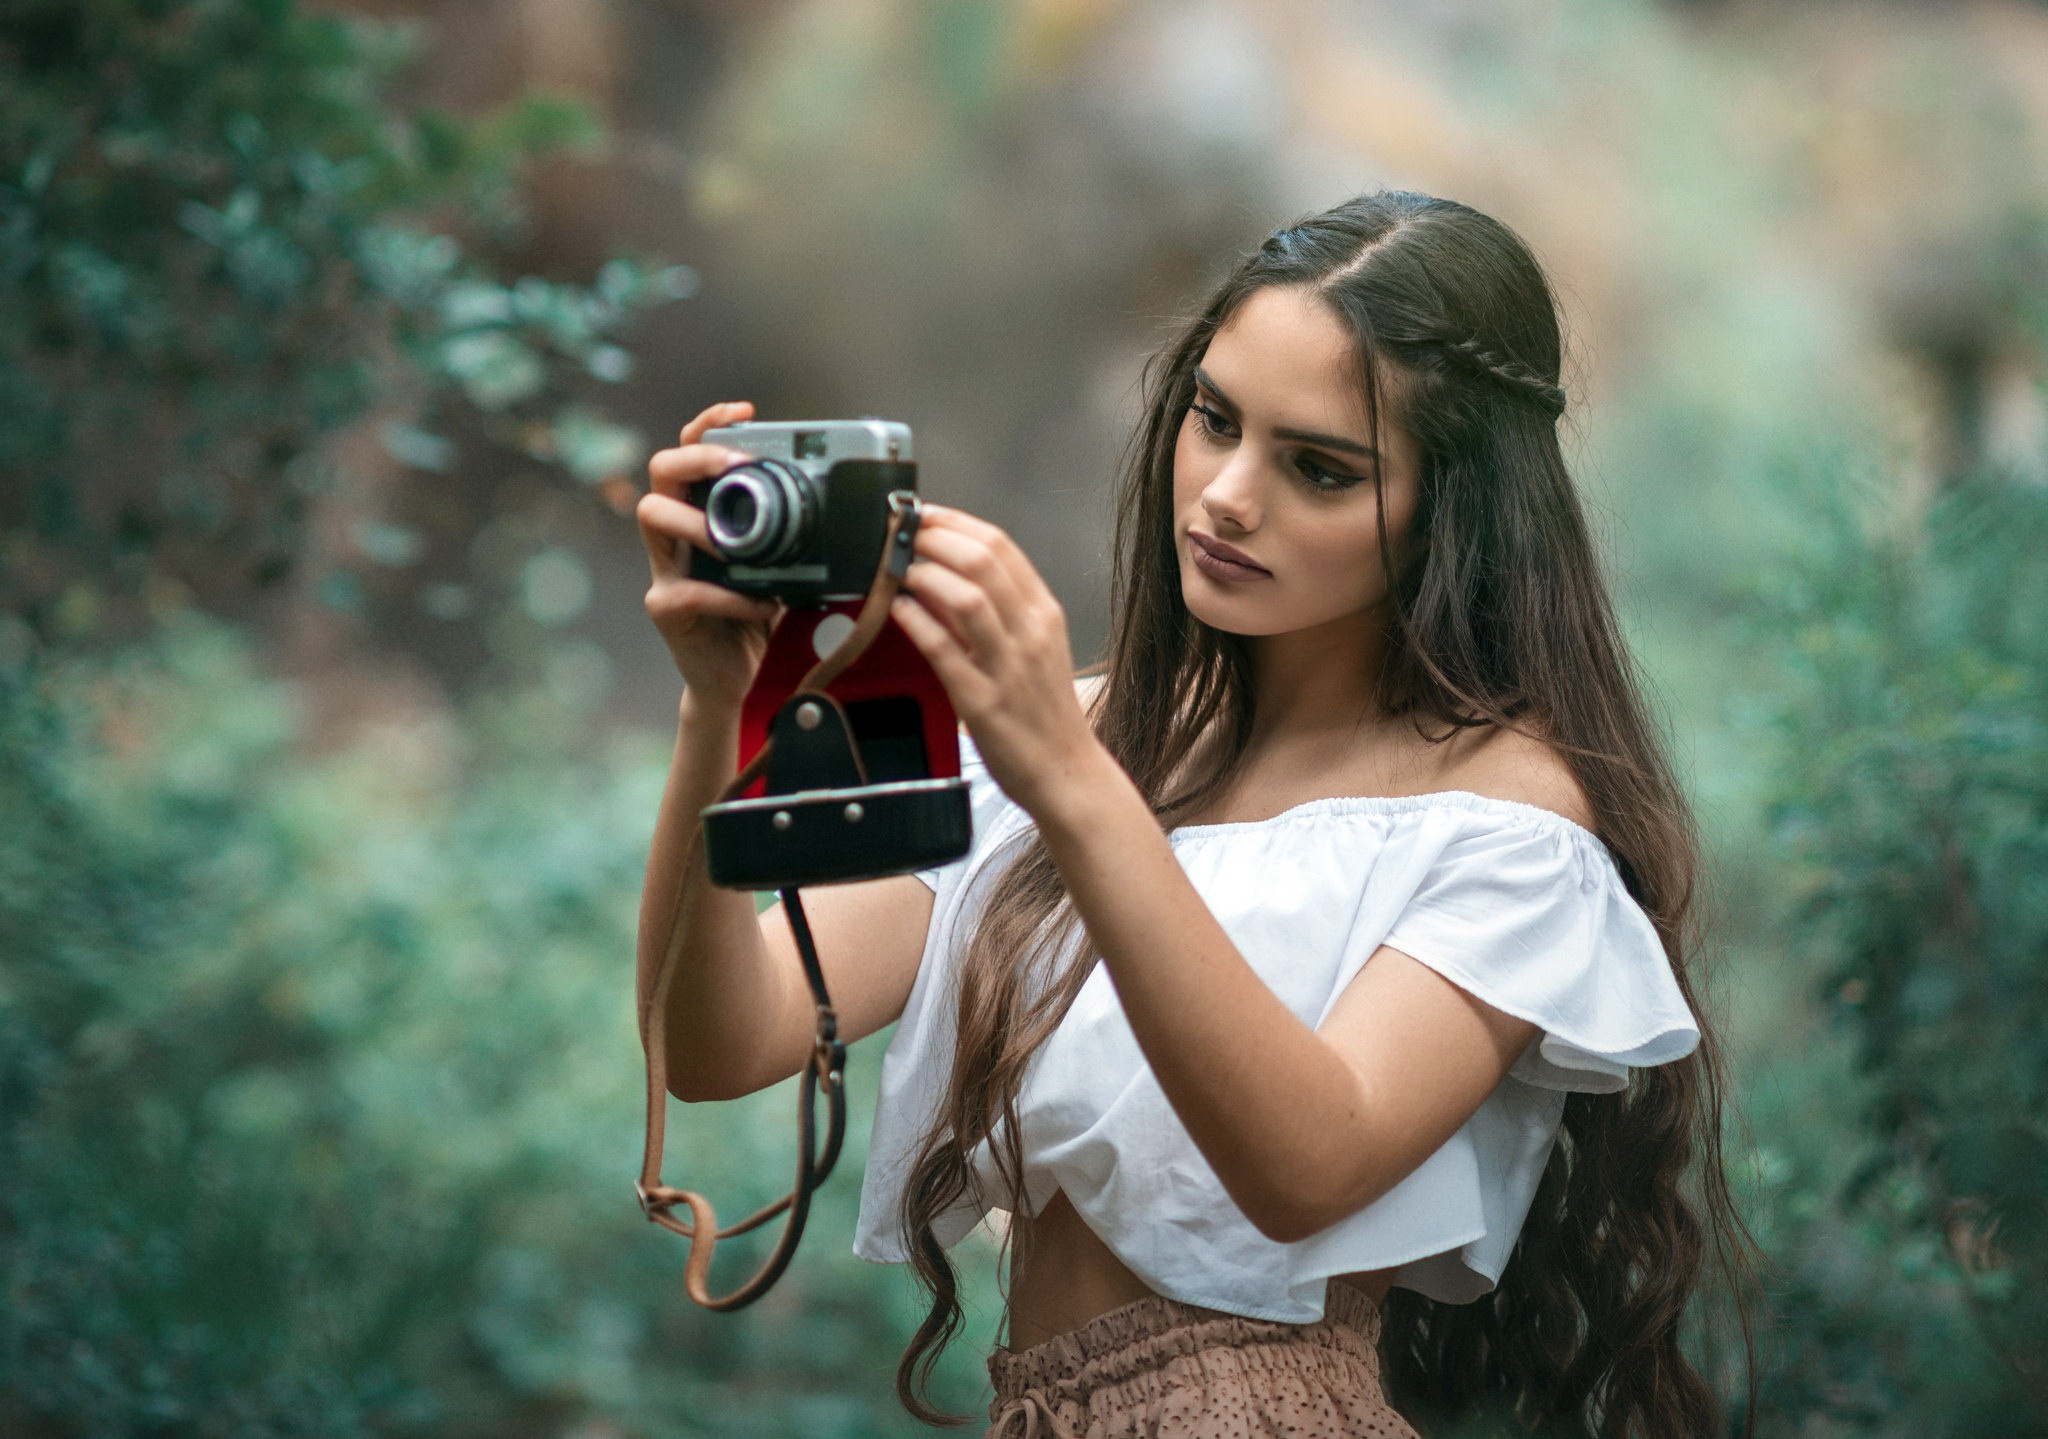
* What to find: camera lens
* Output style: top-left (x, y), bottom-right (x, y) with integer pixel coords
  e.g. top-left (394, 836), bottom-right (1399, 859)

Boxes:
top-left (705, 459), bottom-right (815, 564)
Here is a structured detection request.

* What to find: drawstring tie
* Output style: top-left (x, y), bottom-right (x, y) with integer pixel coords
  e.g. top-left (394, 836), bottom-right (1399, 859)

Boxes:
top-left (986, 1389), bottom-right (1079, 1439)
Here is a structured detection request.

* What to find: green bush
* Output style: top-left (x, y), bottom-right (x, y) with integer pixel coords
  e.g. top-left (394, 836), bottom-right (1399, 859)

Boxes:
top-left (1744, 469), bottom-right (2048, 1434)
top-left (0, 0), bottom-right (679, 640)
top-left (0, 620), bottom-right (1000, 1436)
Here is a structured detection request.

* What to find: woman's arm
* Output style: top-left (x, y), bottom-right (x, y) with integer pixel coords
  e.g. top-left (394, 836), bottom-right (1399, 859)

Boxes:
top-left (635, 691), bottom-right (784, 1102)
top-left (638, 695), bottom-right (937, 1104)
top-left (1033, 770), bottom-right (1537, 1242)
top-left (635, 400), bottom-right (933, 1105)
top-left (889, 505), bottom-right (1539, 1244)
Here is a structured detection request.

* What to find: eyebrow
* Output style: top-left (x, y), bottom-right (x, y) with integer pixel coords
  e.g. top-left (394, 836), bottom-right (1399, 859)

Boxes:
top-left (1193, 368), bottom-right (1379, 460)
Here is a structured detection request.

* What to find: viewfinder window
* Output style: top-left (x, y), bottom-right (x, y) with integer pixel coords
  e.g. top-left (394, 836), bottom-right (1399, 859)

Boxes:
top-left (792, 431), bottom-right (827, 460)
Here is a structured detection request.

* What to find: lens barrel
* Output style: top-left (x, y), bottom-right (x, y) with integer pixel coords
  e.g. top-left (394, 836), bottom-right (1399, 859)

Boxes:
top-left (705, 459), bottom-right (816, 564)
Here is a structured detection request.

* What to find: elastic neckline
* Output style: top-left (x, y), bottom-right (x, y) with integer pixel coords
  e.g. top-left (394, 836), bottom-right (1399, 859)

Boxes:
top-left (1165, 788), bottom-right (1603, 845)
top-left (955, 739), bottom-right (1605, 848)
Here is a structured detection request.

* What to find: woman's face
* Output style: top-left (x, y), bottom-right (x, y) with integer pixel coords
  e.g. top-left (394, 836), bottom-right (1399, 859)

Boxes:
top-left (1171, 285), bottom-right (1424, 640)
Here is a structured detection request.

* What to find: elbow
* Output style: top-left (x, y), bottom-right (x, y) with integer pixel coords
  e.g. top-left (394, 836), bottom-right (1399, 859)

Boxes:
top-left (668, 1066), bottom-right (768, 1105)
top-left (1247, 1194), bottom-right (1339, 1247)
top-left (667, 1050), bottom-right (782, 1104)
top-left (1248, 1206), bottom-right (1318, 1247)
top-left (1242, 1074), bottom-right (1405, 1244)
top-left (1243, 1165), bottom-right (1391, 1247)
top-left (664, 1052), bottom-right (754, 1105)
top-left (667, 1075), bottom-right (729, 1105)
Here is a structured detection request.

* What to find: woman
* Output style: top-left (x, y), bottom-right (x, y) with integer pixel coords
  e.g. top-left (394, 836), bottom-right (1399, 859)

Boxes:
top-left (636, 190), bottom-right (1758, 1437)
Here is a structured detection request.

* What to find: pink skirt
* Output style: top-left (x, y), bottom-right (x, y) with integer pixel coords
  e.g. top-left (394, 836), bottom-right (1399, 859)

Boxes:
top-left (986, 1283), bottom-right (1422, 1438)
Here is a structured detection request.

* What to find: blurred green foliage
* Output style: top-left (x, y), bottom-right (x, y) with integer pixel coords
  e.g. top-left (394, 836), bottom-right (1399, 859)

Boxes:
top-left (0, 619), bottom-right (1000, 1436)
top-left (0, 0), bottom-right (681, 639)
top-left (1738, 469), bottom-right (2048, 1433)
top-left (5, 0), bottom-right (2048, 1434)
top-left (0, 2), bottom-right (1006, 1431)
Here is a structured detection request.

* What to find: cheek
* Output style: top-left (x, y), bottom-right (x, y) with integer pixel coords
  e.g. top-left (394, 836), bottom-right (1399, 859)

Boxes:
top-left (1170, 425), bottom-right (1208, 511)
top-left (1293, 507), bottom-right (1390, 593)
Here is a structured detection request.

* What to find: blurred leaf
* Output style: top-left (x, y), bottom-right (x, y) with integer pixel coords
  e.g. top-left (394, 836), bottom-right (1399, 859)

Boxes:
top-left (545, 406), bottom-right (643, 485)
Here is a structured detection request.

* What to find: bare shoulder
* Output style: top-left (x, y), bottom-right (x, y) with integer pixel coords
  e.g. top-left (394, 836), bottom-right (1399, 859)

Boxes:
top-left (1434, 722), bottom-right (1595, 832)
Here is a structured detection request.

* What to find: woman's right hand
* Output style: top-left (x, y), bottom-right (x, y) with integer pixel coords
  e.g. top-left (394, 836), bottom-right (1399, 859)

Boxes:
top-left (639, 400), bottom-right (784, 708)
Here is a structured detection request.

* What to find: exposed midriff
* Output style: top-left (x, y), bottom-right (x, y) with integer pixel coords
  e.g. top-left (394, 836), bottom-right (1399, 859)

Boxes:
top-left (1002, 1186), bottom-right (1395, 1352)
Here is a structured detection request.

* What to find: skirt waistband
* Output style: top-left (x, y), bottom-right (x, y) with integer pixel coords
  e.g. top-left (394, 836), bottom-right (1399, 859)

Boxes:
top-left (988, 1282), bottom-right (1385, 1403)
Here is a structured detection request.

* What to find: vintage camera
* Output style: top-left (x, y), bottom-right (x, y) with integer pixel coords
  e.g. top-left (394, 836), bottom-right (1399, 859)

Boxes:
top-left (686, 419), bottom-right (971, 891)
top-left (690, 419), bottom-right (914, 604)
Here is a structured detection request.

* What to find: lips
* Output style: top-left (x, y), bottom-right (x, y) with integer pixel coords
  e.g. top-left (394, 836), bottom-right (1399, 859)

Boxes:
top-left (1188, 529), bottom-right (1272, 578)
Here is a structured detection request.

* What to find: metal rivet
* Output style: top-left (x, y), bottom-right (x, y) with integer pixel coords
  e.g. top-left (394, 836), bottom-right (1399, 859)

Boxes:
top-left (772, 810), bottom-right (792, 831)
top-left (795, 702), bottom-right (823, 731)
top-left (843, 802), bottom-right (864, 824)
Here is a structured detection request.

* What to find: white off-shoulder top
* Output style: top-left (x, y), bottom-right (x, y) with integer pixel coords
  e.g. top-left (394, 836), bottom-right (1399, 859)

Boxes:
top-left (852, 733), bottom-right (1700, 1322)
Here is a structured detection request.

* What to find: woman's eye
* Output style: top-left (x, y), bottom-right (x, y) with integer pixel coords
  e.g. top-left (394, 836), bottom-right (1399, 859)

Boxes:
top-left (1186, 402), bottom-right (1364, 491)
top-left (1293, 453), bottom-right (1363, 491)
top-left (1189, 403), bottom-right (1235, 441)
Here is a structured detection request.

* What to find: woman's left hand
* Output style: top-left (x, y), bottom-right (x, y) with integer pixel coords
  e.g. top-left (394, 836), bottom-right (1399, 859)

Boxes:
top-left (888, 503), bottom-right (1108, 822)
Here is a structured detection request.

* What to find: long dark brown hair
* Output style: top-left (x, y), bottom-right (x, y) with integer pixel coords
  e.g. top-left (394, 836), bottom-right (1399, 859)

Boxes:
top-left (894, 190), bottom-right (1761, 1436)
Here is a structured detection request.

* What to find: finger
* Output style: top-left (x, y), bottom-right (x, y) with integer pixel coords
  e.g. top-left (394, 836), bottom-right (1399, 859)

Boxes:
top-left (679, 400), bottom-right (755, 447)
top-left (638, 491), bottom-right (682, 582)
top-left (918, 502), bottom-right (1010, 548)
top-left (636, 493), bottom-right (700, 582)
top-left (899, 559), bottom-right (1008, 661)
top-left (637, 491), bottom-right (721, 578)
top-left (913, 525), bottom-right (1027, 615)
top-left (647, 442), bottom-right (754, 499)
top-left (645, 575), bottom-right (781, 625)
top-left (890, 592), bottom-right (986, 702)
top-left (918, 504), bottom-right (1043, 604)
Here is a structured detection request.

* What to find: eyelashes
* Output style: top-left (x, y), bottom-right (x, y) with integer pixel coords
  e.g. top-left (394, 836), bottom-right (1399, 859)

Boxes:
top-left (1189, 402), bottom-right (1234, 443)
top-left (1186, 402), bottom-right (1367, 493)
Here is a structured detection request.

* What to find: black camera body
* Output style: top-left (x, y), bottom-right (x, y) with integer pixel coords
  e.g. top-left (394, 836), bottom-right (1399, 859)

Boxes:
top-left (689, 419), bottom-right (915, 604)
top-left (684, 418), bottom-right (971, 891)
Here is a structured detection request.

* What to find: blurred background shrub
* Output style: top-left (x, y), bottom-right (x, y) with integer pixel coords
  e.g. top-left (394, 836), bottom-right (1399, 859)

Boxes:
top-left (1739, 464), bottom-right (2048, 1431)
top-left (3, 0), bottom-right (2047, 1434)
top-left (0, 0), bottom-right (677, 655)
top-left (0, 620), bottom-right (998, 1435)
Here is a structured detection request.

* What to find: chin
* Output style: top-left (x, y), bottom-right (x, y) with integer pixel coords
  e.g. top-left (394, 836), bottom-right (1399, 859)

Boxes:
top-left (1178, 571), bottom-right (1292, 637)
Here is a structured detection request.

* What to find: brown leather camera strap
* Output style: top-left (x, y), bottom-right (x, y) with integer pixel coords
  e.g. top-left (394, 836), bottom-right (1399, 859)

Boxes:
top-left (635, 494), bottom-right (921, 1310)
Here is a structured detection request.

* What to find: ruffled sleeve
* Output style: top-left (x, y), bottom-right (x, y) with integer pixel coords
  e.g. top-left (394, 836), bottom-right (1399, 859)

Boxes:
top-left (862, 790), bottom-right (1705, 1311)
top-left (1375, 809), bottom-right (1699, 1094)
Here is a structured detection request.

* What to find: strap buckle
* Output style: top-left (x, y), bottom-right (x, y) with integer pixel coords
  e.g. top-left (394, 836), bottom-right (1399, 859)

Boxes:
top-left (813, 1038), bottom-right (848, 1092)
top-left (636, 1181), bottom-right (679, 1220)
top-left (886, 490), bottom-right (922, 580)
top-left (812, 1003), bottom-right (845, 1092)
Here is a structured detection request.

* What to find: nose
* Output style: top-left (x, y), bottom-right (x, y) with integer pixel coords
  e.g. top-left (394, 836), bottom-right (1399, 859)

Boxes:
top-left (1199, 446), bottom-right (1263, 535)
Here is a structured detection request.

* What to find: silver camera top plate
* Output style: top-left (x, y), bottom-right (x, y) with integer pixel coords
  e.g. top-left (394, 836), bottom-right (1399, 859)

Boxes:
top-left (701, 419), bottom-right (912, 466)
